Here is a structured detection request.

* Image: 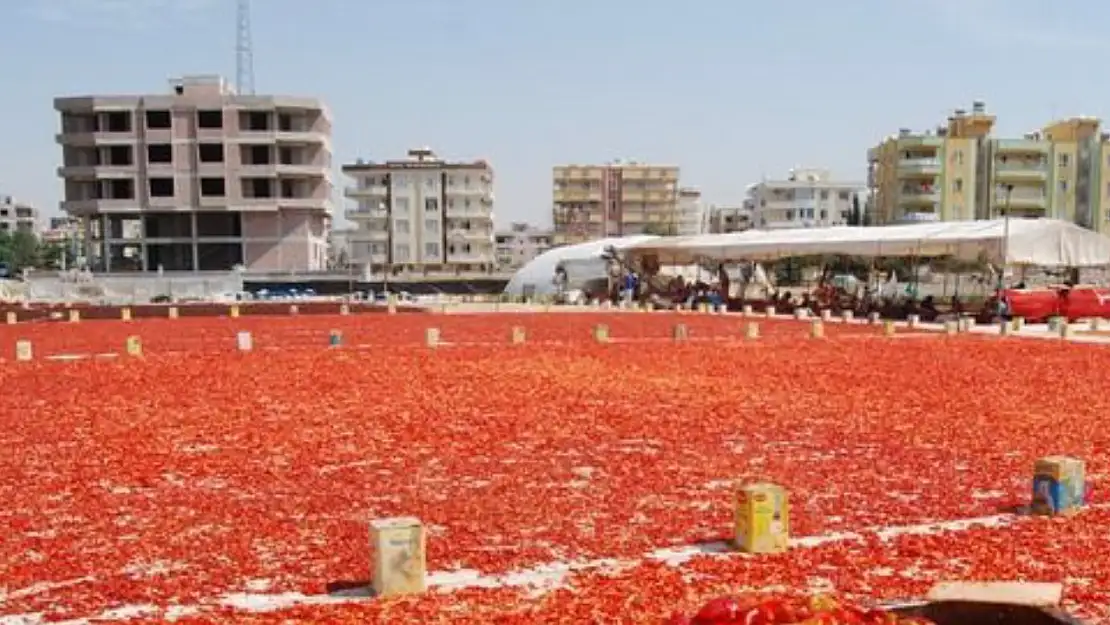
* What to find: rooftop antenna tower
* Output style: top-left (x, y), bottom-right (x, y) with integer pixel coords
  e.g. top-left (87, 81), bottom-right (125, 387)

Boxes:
top-left (235, 0), bottom-right (255, 95)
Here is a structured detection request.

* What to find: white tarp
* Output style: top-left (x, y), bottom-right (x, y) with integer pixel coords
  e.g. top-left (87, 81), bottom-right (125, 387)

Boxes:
top-left (626, 219), bottom-right (1110, 267)
top-left (503, 236), bottom-right (658, 296)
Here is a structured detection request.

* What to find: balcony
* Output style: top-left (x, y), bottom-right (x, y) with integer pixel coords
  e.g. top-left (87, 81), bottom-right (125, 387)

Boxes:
top-left (554, 188), bottom-right (602, 203)
top-left (997, 189), bottom-right (1048, 211)
top-left (448, 185), bottom-right (494, 197)
top-left (899, 186), bottom-right (940, 205)
top-left (344, 207), bottom-right (387, 221)
top-left (897, 157), bottom-right (940, 177)
top-left (994, 138), bottom-right (1050, 154)
top-left (994, 160), bottom-right (1048, 182)
top-left (55, 131), bottom-right (136, 146)
top-left (344, 185), bottom-right (388, 197)
top-left (894, 136), bottom-right (944, 149)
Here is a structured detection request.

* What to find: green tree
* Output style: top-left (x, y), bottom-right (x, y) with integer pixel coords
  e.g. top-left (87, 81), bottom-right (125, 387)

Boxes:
top-left (847, 194), bottom-right (863, 226)
top-left (643, 222), bottom-right (678, 236)
top-left (0, 231), bottom-right (42, 272)
top-left (37, 239), bottom-right (78, 269)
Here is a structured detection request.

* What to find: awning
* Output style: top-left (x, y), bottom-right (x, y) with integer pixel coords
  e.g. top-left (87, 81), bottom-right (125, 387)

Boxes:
top-left (625, 219), bottom-right (1110, 267)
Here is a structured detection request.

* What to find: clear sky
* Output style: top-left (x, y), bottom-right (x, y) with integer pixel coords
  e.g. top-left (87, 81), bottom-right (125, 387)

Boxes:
top-left (2, 0), bottom-right (1108, 228)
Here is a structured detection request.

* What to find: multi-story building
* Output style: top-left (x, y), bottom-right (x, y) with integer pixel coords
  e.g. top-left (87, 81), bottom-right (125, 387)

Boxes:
top-left (342, 148), bottom-right (495, 272)
top-left (706, 205), bottom-right (754, 234)
top-left (675, 187), bottom-right (705, 235)
top-left (747, 169), bottom-right (864, 229)
top-left (868, 101), bottom-right (1110, 232)
top-left (552, 160), bottom-right (680, 245)
top-left (495, 222), bottom-right (553, 269)
top-left (328, 225), bottom-right (355, 269)
top-left (54, 75), bottom-right (332, 272)
top-left (0, 196), bottom-right (38, 235)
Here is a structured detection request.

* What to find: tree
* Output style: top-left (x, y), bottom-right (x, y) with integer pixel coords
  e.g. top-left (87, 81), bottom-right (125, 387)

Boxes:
top-left (847, 194), bottom-right (864, 226)
top-left (643, 222), bottom-right (678, 236)
top-left (0, 231), bottom-right (42, 272)
top-left (37, 239), bottom-right (78, 270)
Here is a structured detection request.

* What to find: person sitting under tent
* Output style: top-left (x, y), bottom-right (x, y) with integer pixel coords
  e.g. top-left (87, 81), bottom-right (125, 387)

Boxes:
top-left (552, 263), bottom-right (568, 298)
top-left (716, 264), bottom-right (730, 308)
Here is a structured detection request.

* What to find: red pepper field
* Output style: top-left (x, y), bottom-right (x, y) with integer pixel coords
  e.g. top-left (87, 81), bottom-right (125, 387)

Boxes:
top-left (1, 311), bottom-right (1109, 623)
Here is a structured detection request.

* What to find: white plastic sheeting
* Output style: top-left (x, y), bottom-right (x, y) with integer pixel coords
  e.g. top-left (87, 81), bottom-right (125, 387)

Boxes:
top-left (503, 236), bottom-right (658, 296)
top-left (626, 219), bottom-right (1110, 267)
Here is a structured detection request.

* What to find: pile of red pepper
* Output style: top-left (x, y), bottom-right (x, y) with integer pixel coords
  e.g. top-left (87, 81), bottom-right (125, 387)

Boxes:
top-left (666, 595), bottom-right (936, 624)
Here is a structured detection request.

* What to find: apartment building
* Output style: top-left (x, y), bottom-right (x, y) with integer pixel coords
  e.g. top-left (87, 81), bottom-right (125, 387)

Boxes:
top-left (706, 205), bottom-right (753, 234)
top-left (676, 187), bottom-right (705, 235)
top-left (54, 75), bottom-right (332, 273)
top-left (747, 169), bottom-right (864, 229)
top-left (342, 148), bottom-right (496, 272)
top-left (0, 196), bottom-right (38, 235)
top-left (552, 160), bottom-right (680, 245)
top-left (495, 222), bottom-right (553, 269)
top-left (868, 101), bottom-right (1110, 232)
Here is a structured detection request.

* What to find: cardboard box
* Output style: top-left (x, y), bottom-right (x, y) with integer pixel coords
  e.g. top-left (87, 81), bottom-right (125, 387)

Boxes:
top-left (734, 483), bottom-right (789, 554)
top-left (370, 517), bottom-right (426, 597)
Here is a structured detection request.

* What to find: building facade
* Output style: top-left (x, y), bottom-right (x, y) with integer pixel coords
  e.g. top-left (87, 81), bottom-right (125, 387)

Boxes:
top-left (495, 222), bottom-right (553, 269)
top-left (675, 187), bottom-right (705, 235)
top-left (706, 205), bottom-right (753, 234)
top-left (54, 75), bottom-right (332, 273)
top-left (342, 148), bottom-right (496, 272)
top-left (868, 101), bottom-right (1110, 232)
top-left (0, 196), bottom-right (38, 235)
top-left (747, 169), bottom-right (864, 229)
top-left (552, 160), bottom-right (680, 245)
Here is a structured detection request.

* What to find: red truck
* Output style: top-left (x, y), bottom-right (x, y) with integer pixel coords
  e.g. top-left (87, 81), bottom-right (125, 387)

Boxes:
top-left (999, 286), bottom-right (1110, 322)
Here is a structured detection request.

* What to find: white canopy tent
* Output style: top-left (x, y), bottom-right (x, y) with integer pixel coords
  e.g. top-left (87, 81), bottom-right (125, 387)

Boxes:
top-left (625, 219), bottom-right (1110, 268)
top-left (503, 235), bottom-right (658, 296)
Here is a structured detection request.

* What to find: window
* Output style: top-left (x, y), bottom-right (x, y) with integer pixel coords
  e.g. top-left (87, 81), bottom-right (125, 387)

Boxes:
top-left (277, 113), bottom-right (294, 131)
top-left (838, 191), bottom-right (850, 201)
top-left (198, 143), bottom-right (224, 163)
top-left (819, 190), bottom-right (829, 200)
top-left (246, 145), bottom-right (271, 165)
top-left (107, 145), bottom-right (133, 166)
top-left (370, 243), bottom-right (387, 255)
top-left (425, 177), bottom-right (436, 189)
top-left (394, 219), bottom-right (410, 234)
top-left (147, 144), bottom-right (172, 164)
top-left (424, 218), bottom-right (440, 233)
top-left (244, 178), bottom-right (272, 198)
top-left (200, 177), bottom-right (226, 197)
top-left (424, 242), bottom-right (440, 257)
top-left (145, 110), bottom-right (171, 129)
top-left (393, 244), bottom-right (410, 262)
top-left (786, 210), bottom-right (795, 220)
top-left (819, 209), bottom-right (827, 220)
top-left (197, 110), bottom-right (223, 129)
top-left (1059, 180), bottom-right (1069, 192)
top-left (463, 175), bottom-right (471, 186)
top-left (1059, 153), bottom-right (1070, 167)
top-left (101, 179), bottom-right (135, 200)
top-left (393, 174), bottom-right (406, 186)
top-left (245, 111), bottom-right (271, 131)
top-left (149, 178), bottom-right (175, 197)
top-left (393, 198), bottom-right (410, 214)
top-left (105, 111), bottom-right (131, 132)
top-left (425, 197), bottom-right (439, 212)
top-left (464, 198), bottom-right (472, 208)
top-left (953, 179), bottom-right (963, 192)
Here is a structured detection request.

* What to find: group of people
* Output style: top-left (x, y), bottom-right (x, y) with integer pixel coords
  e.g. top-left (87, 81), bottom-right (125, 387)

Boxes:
top-left (551, 250), bottom-right (987, 321)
